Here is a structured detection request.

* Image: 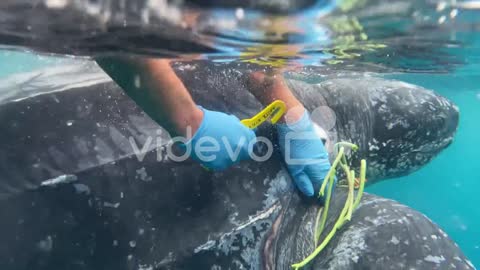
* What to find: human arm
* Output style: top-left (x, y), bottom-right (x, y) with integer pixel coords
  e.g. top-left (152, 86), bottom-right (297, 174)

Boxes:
top-left (246, 71), bottom-right (305, 123)
top-left (96, 57), bottom-right (255, 170)
top-left (246, 71), bottom-right (332, 198)
top-left (96, 58), bottom-right (203, 138)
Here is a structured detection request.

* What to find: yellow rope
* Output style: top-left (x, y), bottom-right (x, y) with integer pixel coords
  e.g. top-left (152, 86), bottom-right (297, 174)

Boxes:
top-left (292, 142), bottom-right (366, 269)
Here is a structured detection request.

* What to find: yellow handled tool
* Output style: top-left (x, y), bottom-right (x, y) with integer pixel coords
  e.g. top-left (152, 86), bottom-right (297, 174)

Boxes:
top-left (241, 100), bottom-right (287, 129)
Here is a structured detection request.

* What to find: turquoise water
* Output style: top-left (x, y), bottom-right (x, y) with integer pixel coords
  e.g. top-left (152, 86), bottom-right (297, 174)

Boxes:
top-left (0, 50), bottom-right (66, 78)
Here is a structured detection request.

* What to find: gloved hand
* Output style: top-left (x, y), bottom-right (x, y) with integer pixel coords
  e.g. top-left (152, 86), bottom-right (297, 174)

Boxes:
top-left (182, 106), bottom-right (257, 170)
top-left (277, 110), bottom-right (332, 198)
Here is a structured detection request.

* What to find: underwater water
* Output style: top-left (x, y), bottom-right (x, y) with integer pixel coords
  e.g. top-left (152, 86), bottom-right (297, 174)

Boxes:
top-left (0, 0), bottom-right (479, 269)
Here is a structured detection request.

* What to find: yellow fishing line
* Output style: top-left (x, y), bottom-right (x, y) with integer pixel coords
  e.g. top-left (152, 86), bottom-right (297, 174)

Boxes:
top-left (292, 143), bottom-right (366, 270)
top-left (241, 103), bottom-right (367, 270)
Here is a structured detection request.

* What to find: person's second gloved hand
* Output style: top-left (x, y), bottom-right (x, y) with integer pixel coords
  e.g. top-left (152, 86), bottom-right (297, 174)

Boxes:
top-left (181, 106), bottom-right (257, 170)
top-left (277, 109), bottom-right (332, 198)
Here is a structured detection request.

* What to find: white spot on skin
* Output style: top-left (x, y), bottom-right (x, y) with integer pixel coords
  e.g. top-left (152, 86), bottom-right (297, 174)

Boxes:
top-left (390, 236), bottom-right (400, 245)
top-left (37, 235), bottom-right (53, 252)
top-left (134, 75), bottom-right (141, 89)
top-left (45, 0), bottom-right (68, 9)
top-left (386, 118), bottom-right (410, 130)
top-left (129, 240), bottom-right (136, 248)
top-left (66, 120), bottom-right (74, 126)
top-left (368, 142), bottom-right (380, 151)
top-left (329, 225), bottom-right (367, 267)
top-left (138, 228), bottom-right (145, 235)
top-left (158, 252), bottom-right (175, 266)
top-left (113, 240), bottom-right (118, 246)
top-left (103, 202), bottom-right (120, 208)
top-left (136, 167), bottom-right (152, 182)
top-left (194, 240), bottom-right (216, 253)
top-left (431, 235), bottom-right (438, 240)
top-left (138, 265), bottom-right (153, 270)
top-left (424, 255), bottom-right (445, 264)
top-left (41, 174), bottom-right (78, 186)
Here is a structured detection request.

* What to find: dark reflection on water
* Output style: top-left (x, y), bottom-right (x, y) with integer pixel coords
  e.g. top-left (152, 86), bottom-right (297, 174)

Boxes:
top-left (0, 0), bottom-right (479, 73)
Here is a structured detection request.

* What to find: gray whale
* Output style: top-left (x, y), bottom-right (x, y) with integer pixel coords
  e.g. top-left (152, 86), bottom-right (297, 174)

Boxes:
top-left (171, 61), bottom-right (459, 182)
top-left (0, 60), bottom-right (459, 194)
top-left (0, 60), bottom-right (473, 270)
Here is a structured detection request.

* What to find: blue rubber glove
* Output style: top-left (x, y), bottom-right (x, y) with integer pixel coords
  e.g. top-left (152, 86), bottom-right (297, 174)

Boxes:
top-left (182, 106), bottom-right (257, 170)
top-left (277, 110), bottom-right (332, 197)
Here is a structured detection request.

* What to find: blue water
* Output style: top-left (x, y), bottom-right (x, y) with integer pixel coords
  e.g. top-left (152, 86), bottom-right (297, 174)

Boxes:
top-left (0, 50), bottom-right (66, 78)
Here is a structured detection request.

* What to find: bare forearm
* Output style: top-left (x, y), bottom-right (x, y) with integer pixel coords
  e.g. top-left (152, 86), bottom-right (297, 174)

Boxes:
top-left (247, 71), bottom-right (305, 123)
top-left (96, 57), bottom-right (202, 137)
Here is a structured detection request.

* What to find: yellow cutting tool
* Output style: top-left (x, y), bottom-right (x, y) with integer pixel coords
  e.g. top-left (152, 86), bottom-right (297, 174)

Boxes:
top-left (241, 100), bottom-right (287, 129)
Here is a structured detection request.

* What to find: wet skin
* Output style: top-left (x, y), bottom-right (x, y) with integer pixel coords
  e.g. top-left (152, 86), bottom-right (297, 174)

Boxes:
top-left (0, 61), bottom-right (469, 270)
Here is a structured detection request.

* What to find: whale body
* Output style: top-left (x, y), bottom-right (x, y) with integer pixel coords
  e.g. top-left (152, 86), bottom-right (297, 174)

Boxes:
top-left (0, 60), bottom-right (473, 270)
